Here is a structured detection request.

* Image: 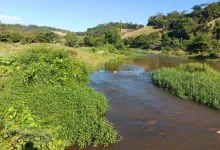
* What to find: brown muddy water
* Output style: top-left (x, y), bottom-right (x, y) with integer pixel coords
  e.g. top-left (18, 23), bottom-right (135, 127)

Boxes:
top-left (69, 54), bottom-right (220, 150)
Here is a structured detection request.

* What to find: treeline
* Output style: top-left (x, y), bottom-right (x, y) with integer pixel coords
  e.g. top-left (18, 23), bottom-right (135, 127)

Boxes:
top-left (148, 2), bottom-right (220, 28)
top-left (79, 22), bottom-right (144, 37)
top-left (0, 23), bottom-right (70, 33)
top-left (0, 23), bottom-right (72, 44)
top-left (123, 1), bottom-right (220, 55)
top-left (76, 28), bottom-right (127, 54)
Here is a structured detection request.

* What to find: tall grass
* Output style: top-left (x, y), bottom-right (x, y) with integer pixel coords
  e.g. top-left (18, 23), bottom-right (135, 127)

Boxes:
top-left (105, 57), bottom-right (123, 72)
top-left (0, 46), bottom-right (121, 149)
top-left (152, 63), bottom-right (220, 109)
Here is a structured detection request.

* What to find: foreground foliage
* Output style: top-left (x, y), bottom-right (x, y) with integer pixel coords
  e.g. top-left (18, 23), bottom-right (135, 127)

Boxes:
top-left (152, 63), bottom-right (220, 109)
top-left (0, 46), bottom-right (120, 149)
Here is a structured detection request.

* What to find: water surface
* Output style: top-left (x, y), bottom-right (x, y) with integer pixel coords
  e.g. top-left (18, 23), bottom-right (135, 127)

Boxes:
top-left (88, 54), bottom-right (220, 150)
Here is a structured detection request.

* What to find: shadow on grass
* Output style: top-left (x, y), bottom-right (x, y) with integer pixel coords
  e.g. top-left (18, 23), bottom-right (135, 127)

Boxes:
top-left (188, 55), bottom-right (219, 60)
top-left (23, 142), bottom-right (38, 150)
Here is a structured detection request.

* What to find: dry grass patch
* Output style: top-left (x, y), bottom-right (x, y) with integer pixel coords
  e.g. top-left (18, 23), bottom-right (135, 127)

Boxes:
top-left (121, 26), bottom-right (162, 39)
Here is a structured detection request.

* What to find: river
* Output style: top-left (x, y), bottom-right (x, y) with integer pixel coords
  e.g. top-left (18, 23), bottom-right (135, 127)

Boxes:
top-left (88, 54), bottom-right (220, 150)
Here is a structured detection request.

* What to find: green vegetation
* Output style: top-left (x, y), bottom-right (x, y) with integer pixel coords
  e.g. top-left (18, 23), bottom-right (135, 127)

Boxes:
top-left (0, 46), bottom-right (121, 149)
top-left (0, 1), bottom-right (219, 149)
top-left (64, 32), bottom-right (78, 47)
top-left (123, 2), bottom-right (220, 58)
top-left (105, 57), bottom-right (123, 72)
top-left (1, 1), bottom-right (219, 58)
top-left (152, 63), bottom-right (220, 109)
top-left (82, 22), bottom-right (144, 37)
top-left (0, 23), bottom-right (68, 44)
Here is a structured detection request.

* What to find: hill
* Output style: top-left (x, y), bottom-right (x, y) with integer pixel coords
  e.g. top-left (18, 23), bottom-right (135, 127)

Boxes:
top-left (0, 23), bottom-right (70, 34)
top-left (121, 17), bottom-right (220, 39)
top-left (120, 29), bottom-right (136, 36)
top-left (83, 22), bottom-right (144, 37)
top-left (206, 17), bottom-right (220, 29)
top-left (121, 26), bottom-right (162, 39)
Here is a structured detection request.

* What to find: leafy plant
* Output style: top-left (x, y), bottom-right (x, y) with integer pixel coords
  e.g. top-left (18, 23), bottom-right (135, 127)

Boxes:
top-left (0, 103), bottom-right (67, 150)
top-left (0, 46), bottom-right (121, 149)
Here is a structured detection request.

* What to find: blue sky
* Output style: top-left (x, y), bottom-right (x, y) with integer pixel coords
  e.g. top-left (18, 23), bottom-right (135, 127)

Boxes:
top-left (0, 0), bottom-right (218, 31)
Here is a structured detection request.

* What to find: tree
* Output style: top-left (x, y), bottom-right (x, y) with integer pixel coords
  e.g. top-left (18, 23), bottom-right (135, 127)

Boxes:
top-left (169, 18), bottom-right (197, 39)
top-left (188, 34), bottom-right (211, 53)
top-left (84, 36), bottom-right (95, 47)
top-left (104, 28), bottom-right (126, 50)
top-left (148, 13), bottom-right (168, 28)
top-left (21, 32), bottom-right (37, 44)
top-left (131, 32), bottom-right (161, 50)
top-left (202, 2), bottom-right (220, 22)
top-left (104, 28), bottom-right (121, 44)
top-left (64, 33), bottom-right (78, 47)
top-left (9, 32), bottom-right (21, 43)
top-left (123, 37), bottom-right (134, 48)
top-left (0, 32), bottom-right (11, 42)
top-left (94, 37), bottom-right (104, 47)
top-left (36, 31), bottom-right (57, 43)
top-left (214, 27), bottom-right (220, 40)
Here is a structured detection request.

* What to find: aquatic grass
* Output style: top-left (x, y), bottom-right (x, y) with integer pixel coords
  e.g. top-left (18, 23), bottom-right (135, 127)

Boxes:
top-left (152, 63), bottom-right (220, 109)
top-left (105, 57), bottom-right (123, 71)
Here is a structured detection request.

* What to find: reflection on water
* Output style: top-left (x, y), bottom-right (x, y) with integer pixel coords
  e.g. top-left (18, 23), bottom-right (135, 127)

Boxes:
top-left (123, 54), bottom-right (220, 72)
top-left (68, 54), bottom-right (220, 150)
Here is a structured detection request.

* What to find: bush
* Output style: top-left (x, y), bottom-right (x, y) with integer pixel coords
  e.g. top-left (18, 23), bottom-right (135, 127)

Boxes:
top-left (152, 63), bottom-right (220, 109)
top-left (84, 36), bottom-right (95, 47)
top-left (65, 33), bottom-right (78, 47)
top-left (0, 46), bottom-right (120, 149)
top-left (0, 32), bottom-right (12, 42)
top-left (21, 32), bottom-right (37, 44)
top-left (0, 103), bottom-right (67, 150)
top-left (187, 34), bottom-right (212, 53)
top-left (105, 44), bottom-right (118, 53)
top-left (9, 32), bottom-right (21, 43)
top-left (36, 31), bottom-right (57, 43)
top-left (105, 57), bottom-right (123, 71)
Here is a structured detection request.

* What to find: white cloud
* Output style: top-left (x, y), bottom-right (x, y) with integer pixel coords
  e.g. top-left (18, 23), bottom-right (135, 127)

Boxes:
top-left (0, 15), bottom-right (21, 21)
top-left (0, 15), bottom-right (23, 24)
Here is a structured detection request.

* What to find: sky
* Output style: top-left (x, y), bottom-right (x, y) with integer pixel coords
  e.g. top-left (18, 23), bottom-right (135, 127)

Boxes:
top-left (0, 0), bottom-right (218, 32)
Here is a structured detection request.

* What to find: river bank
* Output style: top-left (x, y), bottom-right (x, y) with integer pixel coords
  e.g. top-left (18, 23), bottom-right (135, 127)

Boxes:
top-left (146, 50), bottom-right (220, 63)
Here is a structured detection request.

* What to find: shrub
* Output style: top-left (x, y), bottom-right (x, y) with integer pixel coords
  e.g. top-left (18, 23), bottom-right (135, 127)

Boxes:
top-left (65, 33), bottom-right (78, 47)
top-left (0, 103), bottom-right (67, 150)
top-left (9, 32), bottom-right (21, 43)
top-left (0, 32), bottom-right (12, 42)
top-left (105, 44), bottom-right (118, 53)
top-left (0, 46), bottom-right (120, 149)
top-left (36, 31), bottom-right (57, 43)
top-left (21, 32), bottom-right (37, 44)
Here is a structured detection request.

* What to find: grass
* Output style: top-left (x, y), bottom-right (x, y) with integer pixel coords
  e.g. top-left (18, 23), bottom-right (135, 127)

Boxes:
top-left (206, 17), bottom-right (220, 29)
top-left (152, 63), bottom-right (220, 109)
top-left (120, 29), bottom-right (136, 36)
top-left (121, 26), bottom-right (162, 39)
top-left (0, 46), bottom-right (122, 149)
top-left (0, 43), bottom-right (128, 71)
